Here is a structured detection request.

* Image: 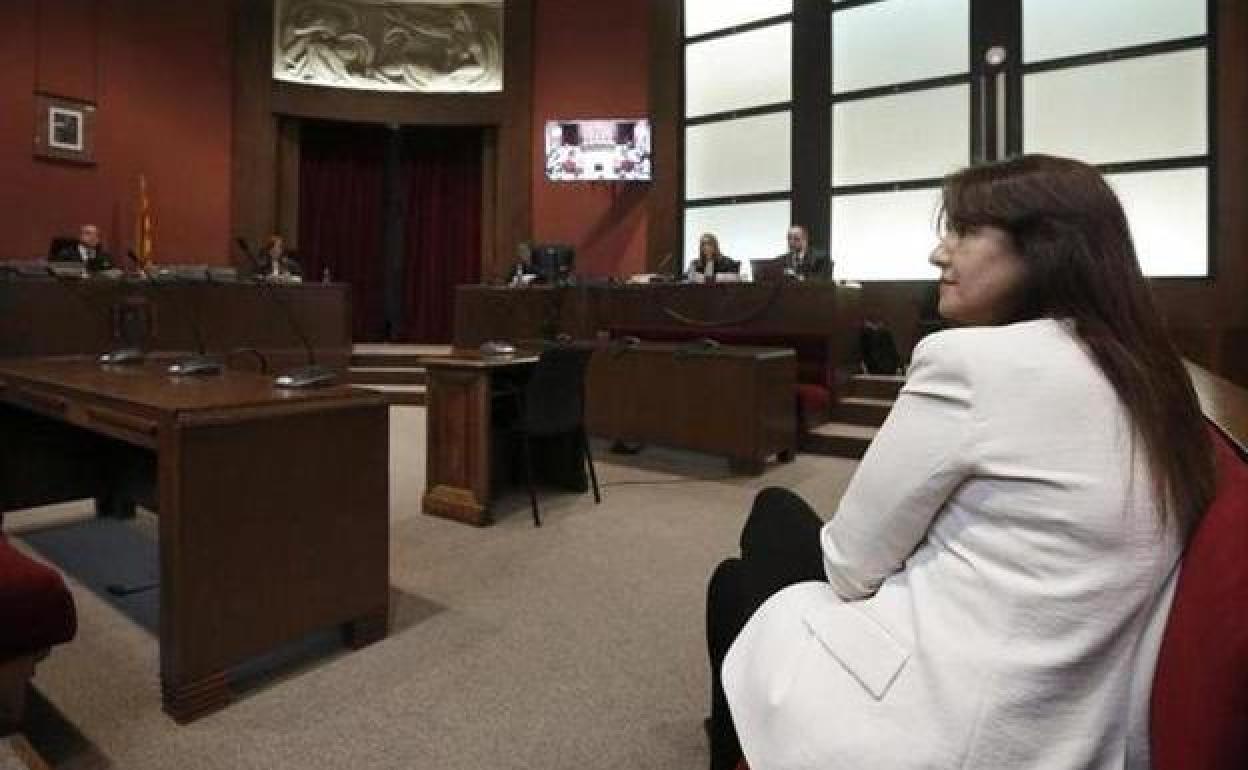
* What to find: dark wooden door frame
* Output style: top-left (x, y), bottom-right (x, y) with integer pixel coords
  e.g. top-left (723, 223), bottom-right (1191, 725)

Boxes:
top-left (230, 0), bottom-right (532, 284)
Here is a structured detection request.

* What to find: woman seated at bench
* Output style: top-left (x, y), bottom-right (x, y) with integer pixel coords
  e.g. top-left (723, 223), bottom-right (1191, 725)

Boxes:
top-left (686, 233), bottom-right (740, 283)
top-left (705, 154), bottom-right (1216, 770)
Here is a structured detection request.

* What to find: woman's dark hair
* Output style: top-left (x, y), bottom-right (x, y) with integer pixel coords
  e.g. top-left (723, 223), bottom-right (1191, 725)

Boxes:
top-left (940, 154), bottom-right (1214, 540)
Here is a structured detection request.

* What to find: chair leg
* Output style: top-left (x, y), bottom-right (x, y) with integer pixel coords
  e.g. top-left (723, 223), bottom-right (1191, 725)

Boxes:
top-left (521, 434), bottom-right (540, 526)
top-left (581, 429), bottom-right (601, 504)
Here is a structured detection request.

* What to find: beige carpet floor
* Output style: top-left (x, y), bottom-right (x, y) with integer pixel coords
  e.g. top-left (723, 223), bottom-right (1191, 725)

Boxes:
top-left (4, 406), bottom-right (857, 770)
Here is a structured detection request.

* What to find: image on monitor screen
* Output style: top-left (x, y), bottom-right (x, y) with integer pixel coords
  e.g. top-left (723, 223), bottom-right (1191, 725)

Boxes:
top-left (544, 118), bottom-right (652, 182)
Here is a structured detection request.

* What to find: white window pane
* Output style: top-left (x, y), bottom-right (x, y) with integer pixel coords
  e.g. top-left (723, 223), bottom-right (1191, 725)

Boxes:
top-left (1023, 50), bottom-right (1207, 165)
top-left (833, 85), bottom-right (969, 186)
top-left (684, 0), bottom-right (791, 38)
top-left (1023, 0), bottom-right (1206, 63)
top-left (1108, 168), bottom-right (1208, 278)
top-left (832, 0), bottom-right (969, 94)
top-left (686, 24), bottom-right (792, 118)
top-left (685, 112), bottom-right (791, 200)
top-left (832, 188), bottom-right (942, 281)
top-left (684, 200), bottom-right (792, 279)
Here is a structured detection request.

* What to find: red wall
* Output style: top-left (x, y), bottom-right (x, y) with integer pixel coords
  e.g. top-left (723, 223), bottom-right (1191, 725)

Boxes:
top-left (0, 0), bottom-right (233, 264)
top-left (531, 0), bottom-right (651, 277)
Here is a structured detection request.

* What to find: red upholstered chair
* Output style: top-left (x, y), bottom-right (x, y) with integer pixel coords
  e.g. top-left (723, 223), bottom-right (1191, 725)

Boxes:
top-left (0, 534), bottom-right (77, 735)
top-left (735, 424), bottom-right (1248, 770)
top-left (1150, 425), bottom-right (1248, 769)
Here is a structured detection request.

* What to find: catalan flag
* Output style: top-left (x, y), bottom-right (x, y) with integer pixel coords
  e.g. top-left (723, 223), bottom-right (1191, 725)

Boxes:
top-left (134, 174), bottom-right (154, 267)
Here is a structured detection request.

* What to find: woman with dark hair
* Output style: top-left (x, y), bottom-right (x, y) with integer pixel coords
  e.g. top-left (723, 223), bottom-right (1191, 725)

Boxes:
top-left (705, 155), bottom-right (1215, 770)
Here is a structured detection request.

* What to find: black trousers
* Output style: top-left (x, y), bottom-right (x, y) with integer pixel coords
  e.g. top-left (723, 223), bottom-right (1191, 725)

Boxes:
top-left (706, 487), bottom-right (826, 770)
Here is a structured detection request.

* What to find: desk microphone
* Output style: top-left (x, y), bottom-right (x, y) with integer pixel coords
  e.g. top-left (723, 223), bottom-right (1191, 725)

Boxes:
top-left (236, 237), bottom-right (335, 388)
top-left (44, 265), bottom-right (147, 366)
top-left (147, 264), bottom-right (222, 377)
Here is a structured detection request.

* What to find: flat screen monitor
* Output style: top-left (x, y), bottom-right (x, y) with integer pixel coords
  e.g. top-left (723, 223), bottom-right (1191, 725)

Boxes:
top-left (531, 243), bottom-right (575, 284)
top-left (544, 118), bottom-right (652, 181)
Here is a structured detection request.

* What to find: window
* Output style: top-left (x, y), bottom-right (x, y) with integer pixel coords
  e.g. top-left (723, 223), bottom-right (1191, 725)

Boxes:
top-left (681, 3), bottom-right (793, 276)
top-left (679, 0), bottom-right (1215, 280)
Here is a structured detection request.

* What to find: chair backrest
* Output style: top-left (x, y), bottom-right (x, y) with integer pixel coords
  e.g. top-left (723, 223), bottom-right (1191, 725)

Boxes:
top-left (523, 344), bottom-right (594, 436)
top-left (1150, 424), bottom-right (1248, 770)
top-left (47, 236), bottom-right (77, 259)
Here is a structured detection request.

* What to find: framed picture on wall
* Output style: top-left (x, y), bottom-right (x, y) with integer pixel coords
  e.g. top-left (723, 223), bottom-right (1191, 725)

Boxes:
top-left (34, 94), bottom-right (96, 164)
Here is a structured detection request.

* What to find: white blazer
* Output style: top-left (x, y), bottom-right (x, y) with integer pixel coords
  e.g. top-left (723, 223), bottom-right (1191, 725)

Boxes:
top-left (723, 319), bottom-right (1180, 770)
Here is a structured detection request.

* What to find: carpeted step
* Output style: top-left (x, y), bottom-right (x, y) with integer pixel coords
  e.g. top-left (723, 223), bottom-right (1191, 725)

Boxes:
top-left (849, 373), bottom-right (905, 400)
top-left (350, 344), bottom-right (450, 369)
top-left (831, 396), bottom-right (894, 427)
top-left (800, 421), bottom-right (877, 459)
top-left (352, 384), bottom-right (426, 406)
top-left (346, 367), bottom-right (427, 386)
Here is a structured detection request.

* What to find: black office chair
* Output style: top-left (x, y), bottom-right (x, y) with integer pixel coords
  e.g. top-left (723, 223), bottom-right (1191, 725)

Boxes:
top-left (497, 343), bottom-right (601, 526)
top-left (47, 236), bottom-right (78, 260)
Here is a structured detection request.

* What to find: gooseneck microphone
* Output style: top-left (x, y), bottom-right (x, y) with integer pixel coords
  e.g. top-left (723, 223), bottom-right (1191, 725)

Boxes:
top-left (236, 238), bottom-right (335, 388)
top-left (44, 265), bottom-right (147, 366)
top-left (144, 259), bottom-right (222, 377)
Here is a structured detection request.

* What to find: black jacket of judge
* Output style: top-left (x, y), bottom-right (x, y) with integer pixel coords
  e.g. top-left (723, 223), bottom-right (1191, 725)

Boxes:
top-left (52, 240), bottom-right (113, 272)
top-left (778, 247), bottom-right (833, 280)
top-left (254, 253), bottom-right (302, 278)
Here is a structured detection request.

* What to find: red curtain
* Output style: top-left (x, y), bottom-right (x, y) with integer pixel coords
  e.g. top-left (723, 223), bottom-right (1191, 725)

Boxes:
top-left (399, 127), bottom-right (483, 343)
top-left (298, 121), bottom-right (389, 342)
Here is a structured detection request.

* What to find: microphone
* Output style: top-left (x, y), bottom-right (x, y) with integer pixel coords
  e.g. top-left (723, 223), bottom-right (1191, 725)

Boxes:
top-left (235, 238), bottom-right (334, 388)
top-left (123, 249), bottom-right (154, 283)
top-left (44, 265), bottom-right (146, 365)
top-left (235, 237), bottom-right (259, 273)
top-left (157, 267), bottom-right (223, 377)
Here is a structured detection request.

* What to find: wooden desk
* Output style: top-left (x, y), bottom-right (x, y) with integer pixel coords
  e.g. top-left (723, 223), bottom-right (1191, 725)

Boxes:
top-left (0, 359), bottom-right (388, 723)
top-left (0, 274), bottom-right (352, 371)
top-left (586, 343), bottom-right (797, 474)
top-left (454, 281), bottom-right (862, 351)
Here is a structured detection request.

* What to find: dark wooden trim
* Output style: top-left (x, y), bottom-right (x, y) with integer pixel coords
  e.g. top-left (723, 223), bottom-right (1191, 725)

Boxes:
top-left (685, 191), bottom-right (793, 209)
top-left (648, 0), bottom-right (682, 271)
top-left (276, 116), bottom-right (300, 248)
top-left (1020, 35), bottom-right (1209, 75)
top-left (1187, 361), bottom-right (1248, 458)
top-left (1097, 156), bottom-right (1211, 175)
top-left (792, 0), bottom-right (832, 249)
top-left (481, 126), bottom-right (499, 281)
top-left (832, 73), bottom-right (972, 103)
top-left (684, 14), bottom-right (793, 45)
top-left (230, 0), bottom-right (533, 286)
top-left (831, 177), bottom-right (945, 196)
top-left (685, 101), bottom-right (792, 126)
top-left (493, 0), bottom-right (534, 281)
top-left (230, 0), bottom-right (278, 263)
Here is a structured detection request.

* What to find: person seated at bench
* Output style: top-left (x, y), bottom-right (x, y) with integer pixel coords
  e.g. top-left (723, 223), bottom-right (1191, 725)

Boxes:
top-left (255, 234), bottom-right (301, 280)
top-left (50, 223), bottom-right (113, 272)
top-left (704, 154), bottom-right (1216, 770)
top-left (686, 233), bottom-right (740, 283)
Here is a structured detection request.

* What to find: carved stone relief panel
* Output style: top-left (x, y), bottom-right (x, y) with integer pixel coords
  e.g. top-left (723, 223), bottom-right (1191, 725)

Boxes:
top-left (273, 0), bottom-right (503, 93)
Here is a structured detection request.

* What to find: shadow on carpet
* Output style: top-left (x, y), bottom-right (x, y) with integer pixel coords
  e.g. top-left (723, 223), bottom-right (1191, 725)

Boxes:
top-left (20, 518), bottom-right (445, 701)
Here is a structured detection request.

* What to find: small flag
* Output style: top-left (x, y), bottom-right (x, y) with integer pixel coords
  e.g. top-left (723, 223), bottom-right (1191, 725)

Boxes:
top-left (135, 174), bottom-right (154, 267)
